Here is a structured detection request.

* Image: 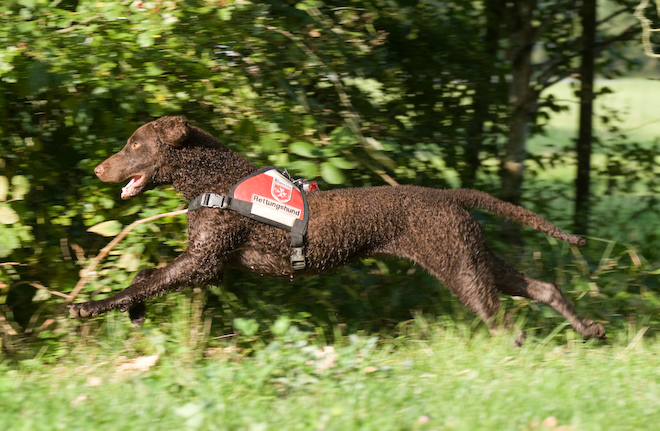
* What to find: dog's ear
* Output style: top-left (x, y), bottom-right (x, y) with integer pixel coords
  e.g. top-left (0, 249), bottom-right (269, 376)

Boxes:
top-left (152, 116), bottom-right (189, 147)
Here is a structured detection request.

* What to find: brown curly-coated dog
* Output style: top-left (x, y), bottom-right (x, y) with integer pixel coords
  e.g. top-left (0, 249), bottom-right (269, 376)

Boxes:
top-left (69, 116), bottom-right (606, 344)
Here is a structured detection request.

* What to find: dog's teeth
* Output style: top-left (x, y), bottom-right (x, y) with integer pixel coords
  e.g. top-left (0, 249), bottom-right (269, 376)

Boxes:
top-left (121, 178), bottom-right (138, 198)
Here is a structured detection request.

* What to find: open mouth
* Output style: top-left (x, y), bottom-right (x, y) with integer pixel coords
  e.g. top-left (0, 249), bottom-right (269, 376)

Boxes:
top-left (121, 175), bottom-right (146, 199)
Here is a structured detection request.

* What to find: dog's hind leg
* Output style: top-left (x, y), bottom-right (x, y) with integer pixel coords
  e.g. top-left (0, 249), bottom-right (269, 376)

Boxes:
top-left (411, 253), bottom-right (509, 338)
top-left (387, 210), bottom-right (515, 340)
top-left (441, 269), bottom-right (515, 337)
top-left (441, 269), bottom-right (529, 347)
top-left (495, 266), bottom-right (606, 340)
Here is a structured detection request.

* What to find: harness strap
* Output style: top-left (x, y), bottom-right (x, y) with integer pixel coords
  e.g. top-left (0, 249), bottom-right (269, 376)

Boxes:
top-left (188, 170), bottom-right (309, 271)
top-left (290, 219), bottom-right (307, 271)
top-left (188, 193), bottom-right (230, 211)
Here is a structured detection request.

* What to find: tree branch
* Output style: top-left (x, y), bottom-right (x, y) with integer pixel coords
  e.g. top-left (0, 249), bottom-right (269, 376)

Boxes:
top-left (539, 69), bottom-right (579, 92)
top-left (593, 25), bottom-right (641, 49)
top-left (39, 209), bottom-right (188, 330)
top-left (532, 1), bottom-right (568, 44)
top-left (66, 209), bottom-right (188, 302)
top-left (598, 6), bottom-right (635, 27)
top-left (53, 14), bottom-right (102, 34)
top-left (535, 23), bottom-right (639, 90)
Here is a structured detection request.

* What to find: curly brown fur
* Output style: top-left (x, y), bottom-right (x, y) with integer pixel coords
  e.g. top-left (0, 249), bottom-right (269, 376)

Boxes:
top-left (70, 116), bottom-right (606, 343)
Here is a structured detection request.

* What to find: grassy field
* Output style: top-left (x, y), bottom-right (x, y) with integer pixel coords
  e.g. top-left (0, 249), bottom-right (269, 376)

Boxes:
top-left (2, 323), bottom-right (659, 431)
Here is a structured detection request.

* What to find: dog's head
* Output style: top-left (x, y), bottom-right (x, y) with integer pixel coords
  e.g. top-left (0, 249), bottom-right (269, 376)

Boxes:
top-left (94, 116), bottom-right (190, 199)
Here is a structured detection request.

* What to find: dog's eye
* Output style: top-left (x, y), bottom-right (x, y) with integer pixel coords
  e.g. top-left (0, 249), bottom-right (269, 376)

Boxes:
top-left (132, 142), bottom-right (141, 149)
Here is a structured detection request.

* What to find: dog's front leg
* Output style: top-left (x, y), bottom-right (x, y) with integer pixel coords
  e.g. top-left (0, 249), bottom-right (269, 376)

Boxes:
top-left (126, 268), bottom-right (158, 326)
top-left (69, 250), bottom-right (224, 319)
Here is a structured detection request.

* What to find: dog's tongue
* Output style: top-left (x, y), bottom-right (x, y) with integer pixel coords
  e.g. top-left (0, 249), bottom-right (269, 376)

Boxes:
top-left (121, 176), bottom-right (141, 199)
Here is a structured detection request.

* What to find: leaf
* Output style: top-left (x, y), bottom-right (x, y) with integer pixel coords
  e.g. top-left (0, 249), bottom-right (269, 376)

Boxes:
top-left (92, 86), bottom-right (108, 96)
top-left (259, 133), bottom-right (289, 153)
top-left (233, 317), bottom-right (259, 337)
top-left (144, 62), bottom-right (165, 77)
top-left (0, 176), bottom-right (8, 201)
top-left (329, 127), bottom-right (357, 148)
top-left (235, 118), bottom-right (256, 137)
top-left (11, 175), bottom-right (29, 200)
top-left (33, 289), bottom-right (51, 302)
top-left (16, 21), bottom-right (37, 34)
top-left (87, 220), bottom-right (122, 237)
top-left (289, 141), bottom-right (318, 158)
top-left (270, 316), bottom-right (290, 337)
top-left (117, 251), bottom-right (141, 272)
top-left (163, 15), bottom-right (179, 25)
top-left (0, 225), bottom-right (21, 257)
top-left (217, 8), bottom-right (232, 21)
top-left (295, 0), bottom-right (323, 11)
top-left (137, 32), bottom-right (155, 48)
top-left (174, 401), bottom-right (207, 430)
top-left (320, 162), bottom-right (346, 184)
top-left (288, 160), bottom-right (320, 179)
top-left (328, 157), bottom-right (354, 170)
top-left (0, 205), bottom-right (20, 225)
top-left (174, 401), bottom-right (205, 418)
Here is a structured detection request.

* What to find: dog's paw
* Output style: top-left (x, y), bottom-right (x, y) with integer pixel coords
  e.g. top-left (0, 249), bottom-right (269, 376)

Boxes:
top-left (584, 321), bottom-right (606, 340)
top-left (513, 331), bottom-right (526, 348)
top-left (128, 302), bottom-right (147, 327)
top-left (68, 303), bottom-right (94, 319)
top-left (131, 316), bottom-right (146, 327)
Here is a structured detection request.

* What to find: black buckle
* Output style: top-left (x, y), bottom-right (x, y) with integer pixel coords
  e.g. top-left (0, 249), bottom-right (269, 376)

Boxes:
top-left (202, 193), bottom-right (229, 209)
top-left (290, 246), bottom-right (306, 270)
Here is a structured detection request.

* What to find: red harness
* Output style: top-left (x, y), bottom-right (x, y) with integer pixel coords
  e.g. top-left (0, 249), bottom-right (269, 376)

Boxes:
top-left (188, 167), bottom-right (316, 270)
top-left (233, 168), bottom-right (308, 230)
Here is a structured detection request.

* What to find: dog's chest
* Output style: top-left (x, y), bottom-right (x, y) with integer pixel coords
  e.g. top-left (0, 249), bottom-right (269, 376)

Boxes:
top-left (237, 247), bottom-right (293, 277)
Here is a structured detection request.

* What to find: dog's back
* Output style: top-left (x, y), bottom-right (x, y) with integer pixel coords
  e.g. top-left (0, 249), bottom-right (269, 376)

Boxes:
top-left (238, 185), bottom-right (580, 277)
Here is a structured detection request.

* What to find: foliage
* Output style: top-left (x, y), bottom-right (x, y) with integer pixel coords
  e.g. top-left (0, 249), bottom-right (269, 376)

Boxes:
top-left (0, 174), bottom-right (32, 258)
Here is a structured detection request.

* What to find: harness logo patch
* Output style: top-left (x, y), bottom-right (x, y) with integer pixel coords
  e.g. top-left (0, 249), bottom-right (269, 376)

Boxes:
top-left (232, 168), bottom-right (306, 228)
top-left (251, 195), bottom-right (302, 219)
top-left (271, 177), bottom-right (293, 203)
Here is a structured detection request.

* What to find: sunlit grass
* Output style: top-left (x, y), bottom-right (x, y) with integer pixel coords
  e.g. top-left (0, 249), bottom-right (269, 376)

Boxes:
top-left (3, 322), bottom-right (660, 431)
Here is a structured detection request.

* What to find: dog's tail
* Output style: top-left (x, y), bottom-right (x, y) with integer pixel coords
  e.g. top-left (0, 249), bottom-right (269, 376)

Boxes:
top-left (444, 189), bottom-right (586, 246)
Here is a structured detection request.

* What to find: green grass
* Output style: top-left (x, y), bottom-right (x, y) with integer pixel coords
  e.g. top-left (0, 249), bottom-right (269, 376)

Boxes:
top-left (2, 322), bottom-right (660, 431)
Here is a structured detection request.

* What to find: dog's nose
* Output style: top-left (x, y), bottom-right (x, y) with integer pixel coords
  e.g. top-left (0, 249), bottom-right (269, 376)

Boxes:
top-left (94, 164), bottom-right (104, 177)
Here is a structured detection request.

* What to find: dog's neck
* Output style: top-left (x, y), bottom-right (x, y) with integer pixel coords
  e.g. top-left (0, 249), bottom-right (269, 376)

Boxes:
top-left (166, 141), bottom-right (258, 201)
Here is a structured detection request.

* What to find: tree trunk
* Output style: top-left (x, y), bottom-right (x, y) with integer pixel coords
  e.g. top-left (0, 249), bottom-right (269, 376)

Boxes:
top-left (501, 63), bottom-right (533, 208)
top-left (500, 0), bottom-right (536, 242)
top-left (575, 0), bottom-right (597, 235)
top-left (462, 0), bottom-right (501, 188)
